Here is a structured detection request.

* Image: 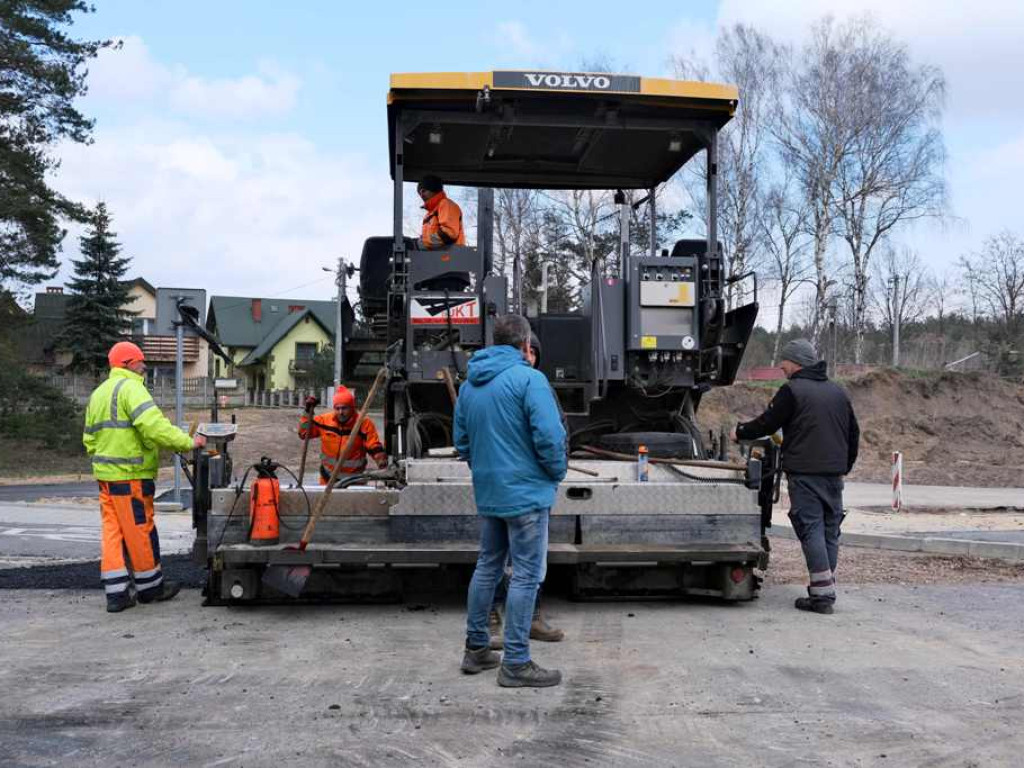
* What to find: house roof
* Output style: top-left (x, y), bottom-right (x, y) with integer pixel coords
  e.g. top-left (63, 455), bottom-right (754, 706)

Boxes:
top-left (33, 291), bottom-right (70, 319)
top-left (206, 295), bottom-right (337, 348)
top-left (128, 277), bottom-right (156, 295)
top-left (237, 307), bottom-right (332, 366)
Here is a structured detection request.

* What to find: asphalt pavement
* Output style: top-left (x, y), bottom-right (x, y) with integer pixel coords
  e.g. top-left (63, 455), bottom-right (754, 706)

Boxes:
top-left (0, 502), bottom-right (193, 565)
top-left (2, 584), bottom-right (1023, 766)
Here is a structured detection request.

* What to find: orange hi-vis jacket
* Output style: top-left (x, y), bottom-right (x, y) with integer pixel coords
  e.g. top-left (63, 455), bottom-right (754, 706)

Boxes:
top-left (420, 191), bottom-right (465, 249)
top-left (299, 411), bottom-right (386, 484)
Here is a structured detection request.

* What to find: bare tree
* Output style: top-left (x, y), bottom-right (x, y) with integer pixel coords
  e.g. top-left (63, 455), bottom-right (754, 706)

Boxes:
top-left (761, 173), bottom-right (813, 364)
top-left (773, 19), bottom-right (858, 347)
top-left (871, 247), bottom-right (934, 344)
top-left (543, 189), bottom-right (616, 276)
top-left (672, 24), bottom-right (782, 307)
top-left (830, 17), bottom-right (948, 363)
top-left (494, 188), bottom-right (540, 311)
top-left (959, 231), bottom-right (1024, 341)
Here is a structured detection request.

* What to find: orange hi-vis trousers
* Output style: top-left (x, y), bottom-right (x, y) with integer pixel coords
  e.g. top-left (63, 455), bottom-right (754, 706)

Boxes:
top-left (98, 480), bottom-right (163, 597)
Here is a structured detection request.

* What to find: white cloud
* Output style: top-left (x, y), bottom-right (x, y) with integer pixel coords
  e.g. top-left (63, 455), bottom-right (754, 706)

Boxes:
top-left (661, 0), bottom-right (1024, 275)
top-left (54, 122), bottom-right (391, 301)
top-left (86, 36), bottom-right (300, 120)
top-left (715, 0), bottom-right (1024, 126)
top-left (664, 17), bottom-right (717, 76)
top-left (496, 21), bottom-right (542, 64)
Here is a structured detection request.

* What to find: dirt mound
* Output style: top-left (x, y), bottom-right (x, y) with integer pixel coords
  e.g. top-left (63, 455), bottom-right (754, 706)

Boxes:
top-left (699, 369), bottom-right (1024, 488)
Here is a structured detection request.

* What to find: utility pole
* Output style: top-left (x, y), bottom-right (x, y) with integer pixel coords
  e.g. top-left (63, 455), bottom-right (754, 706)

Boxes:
top-left (173, 297), bottom-right (185, 506)
top-left (890, 275), bottom-right (901, 368)
top-left (335, 258), bottom-right (346, 386)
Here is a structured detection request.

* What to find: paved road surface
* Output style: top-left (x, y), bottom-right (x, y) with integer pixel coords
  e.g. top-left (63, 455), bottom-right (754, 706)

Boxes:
top-left (1, 584), bottom-right (1022, 767)
top-left (843, 481), bottom-right (1024, 509)
top-left (0, 502), bottom-right (193, 564)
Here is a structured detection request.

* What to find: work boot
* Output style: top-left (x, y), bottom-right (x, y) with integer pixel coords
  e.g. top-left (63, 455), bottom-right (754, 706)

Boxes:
top-left (794, 597), bottom-right (834, 615)
top-left (488, 609), bottom-right (503, 650)
top-left (461, 642), bottom-right (501, 675)
top-left (498, 660), bottom-right (562, 688)
top-left (138, 581), bottom-right (181, 604)
top-left (105, 591), bottom-right (136, 613)
top-left (530, 613), bottom-right (565, 642)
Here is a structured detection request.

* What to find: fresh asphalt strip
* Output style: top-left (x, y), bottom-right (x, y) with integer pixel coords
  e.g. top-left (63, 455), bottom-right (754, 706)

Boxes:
top-left (0, 554), bottom-right (205, 590)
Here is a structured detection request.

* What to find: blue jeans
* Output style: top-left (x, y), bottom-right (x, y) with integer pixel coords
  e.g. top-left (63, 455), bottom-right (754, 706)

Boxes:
top-left (466, 508), bottom-right (550, 666)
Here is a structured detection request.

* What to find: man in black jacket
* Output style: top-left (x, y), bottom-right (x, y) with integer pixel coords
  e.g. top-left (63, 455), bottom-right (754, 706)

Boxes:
top-left (733, 339), bottom-right (860, 615)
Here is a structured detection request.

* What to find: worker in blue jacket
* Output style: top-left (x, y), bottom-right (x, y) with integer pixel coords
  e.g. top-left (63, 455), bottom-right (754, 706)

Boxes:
top-left (454, 314), bottom-right (567, 688)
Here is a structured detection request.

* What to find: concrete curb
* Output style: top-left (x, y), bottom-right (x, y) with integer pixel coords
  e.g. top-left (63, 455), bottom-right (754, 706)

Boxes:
top-left (770, 524), bottom-right (1024, 562)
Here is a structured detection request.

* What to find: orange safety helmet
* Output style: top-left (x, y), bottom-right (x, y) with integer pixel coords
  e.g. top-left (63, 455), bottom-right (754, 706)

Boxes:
top-left (108, 341), bottom-right (145, 369)
top-left (332, 386), bottom-right (356, 408)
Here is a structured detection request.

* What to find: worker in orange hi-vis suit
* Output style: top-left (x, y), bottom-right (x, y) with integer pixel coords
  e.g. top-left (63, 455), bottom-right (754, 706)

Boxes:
top-left (298, 386), bottom-right (387, 484)
top-left (417, 175), bottom-right (465, 249)
top-left (82, 342), bottom-right (207, 613)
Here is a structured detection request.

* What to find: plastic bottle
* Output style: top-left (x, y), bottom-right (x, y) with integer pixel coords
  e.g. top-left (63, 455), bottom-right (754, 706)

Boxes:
top-left (637, 444), bottom-right (649, 482)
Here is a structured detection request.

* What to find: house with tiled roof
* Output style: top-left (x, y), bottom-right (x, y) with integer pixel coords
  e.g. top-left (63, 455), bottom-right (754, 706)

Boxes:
top-left (206, 296), bottom-right (337, 390)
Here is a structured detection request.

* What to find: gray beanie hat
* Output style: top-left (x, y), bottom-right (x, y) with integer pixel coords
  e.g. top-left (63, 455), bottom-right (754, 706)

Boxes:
top-left (780, 338), bottom-right (818, 367)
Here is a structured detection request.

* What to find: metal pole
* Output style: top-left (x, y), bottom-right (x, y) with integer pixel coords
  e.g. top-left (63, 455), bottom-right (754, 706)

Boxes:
top-left (335, 258), bottom-right (344, 385)
top-left (540, 262), bottom-right (550, 314)
top-left (174, 315), bottom-right (184, 505)
top-left (892, 275), bottom-right (901, 368)
top-left (620, 196), bottom-right (630, 277)
top-left (648, 187), bottom-right (657, 259)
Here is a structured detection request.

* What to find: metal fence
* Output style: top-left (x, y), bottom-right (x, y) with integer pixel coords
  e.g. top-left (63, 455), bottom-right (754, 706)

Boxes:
top-left (47, 375), bottom-right (373, 411)
top-left (48, 374), bottom-right (219, 407)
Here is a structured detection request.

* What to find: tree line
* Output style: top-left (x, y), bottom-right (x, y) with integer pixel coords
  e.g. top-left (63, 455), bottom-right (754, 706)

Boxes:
top-left (480, 18), bottom-right (1022, 373)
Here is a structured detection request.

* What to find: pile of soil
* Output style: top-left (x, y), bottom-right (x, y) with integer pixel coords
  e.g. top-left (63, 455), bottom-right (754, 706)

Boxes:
top-left (698, 369), bottom-right (1024, 487)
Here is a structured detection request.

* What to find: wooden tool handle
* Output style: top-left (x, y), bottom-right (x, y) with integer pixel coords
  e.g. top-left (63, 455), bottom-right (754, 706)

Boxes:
top-left (298, 369), bottom-right (387, 549)
top-left (440, 367), bottom-right (458, 406)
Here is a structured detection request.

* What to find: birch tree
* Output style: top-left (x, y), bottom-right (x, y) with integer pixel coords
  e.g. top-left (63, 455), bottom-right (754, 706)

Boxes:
top-left (831, 17), bottom-right (947, 362)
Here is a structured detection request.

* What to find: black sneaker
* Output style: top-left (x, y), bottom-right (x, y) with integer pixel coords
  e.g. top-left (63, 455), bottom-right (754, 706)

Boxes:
top-left (795, 597), bottom-right (834, 615)
top-left (498, 661), bottom-right (562, 688)
top-left (138, 581), bottom-right (181, 604)
top-left (461, 644), bottom-right (501, 674)
top-left (106, 591), bottom-right (137, 613)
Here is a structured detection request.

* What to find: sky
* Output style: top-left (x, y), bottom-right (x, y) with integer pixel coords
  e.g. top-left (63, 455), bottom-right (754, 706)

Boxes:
top-left (47, 0), bottom-right (1024, 307)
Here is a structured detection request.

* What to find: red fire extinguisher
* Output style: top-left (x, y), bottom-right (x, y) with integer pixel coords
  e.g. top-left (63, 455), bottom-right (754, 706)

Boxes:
top-left (249, 457), bottom-right (280, 545)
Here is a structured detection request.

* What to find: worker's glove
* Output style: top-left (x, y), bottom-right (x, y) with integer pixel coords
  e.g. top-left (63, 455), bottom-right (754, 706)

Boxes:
top-left (304, 395), bottom-right (319, 413)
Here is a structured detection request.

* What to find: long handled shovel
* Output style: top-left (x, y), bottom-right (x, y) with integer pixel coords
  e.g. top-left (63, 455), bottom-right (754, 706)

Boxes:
top-left (296, 398), bottom-right (317, 487)
top-left (262, 368), bottom-right (387, 597)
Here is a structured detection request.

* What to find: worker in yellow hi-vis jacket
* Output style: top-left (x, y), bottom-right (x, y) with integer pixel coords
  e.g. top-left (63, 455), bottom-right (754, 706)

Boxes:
top-left (83, 341), bottom-right (206, 613)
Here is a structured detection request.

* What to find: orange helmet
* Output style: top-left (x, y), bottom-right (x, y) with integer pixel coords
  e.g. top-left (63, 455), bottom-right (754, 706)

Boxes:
top-left (108, 341), bottom-right (145, 369)
top-left (332, 386), bottom-right (355, 408)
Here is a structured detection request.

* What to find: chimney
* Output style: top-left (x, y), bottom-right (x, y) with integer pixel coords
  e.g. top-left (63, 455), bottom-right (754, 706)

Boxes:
top-left (46, 286), bottom-right (63, 294)
top-left (251, 299), bottom-right (262, 322)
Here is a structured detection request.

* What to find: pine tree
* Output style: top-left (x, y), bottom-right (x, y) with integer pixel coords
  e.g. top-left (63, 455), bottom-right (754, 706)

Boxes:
top-left (1, 1), bottom-right (115, 293)
top-left (60, 203), bottom-right (137, 373)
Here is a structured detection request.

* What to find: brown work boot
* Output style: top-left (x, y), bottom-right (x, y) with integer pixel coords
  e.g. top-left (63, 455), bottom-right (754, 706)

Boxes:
top-left (530, 613), bottom-right (565, 642)
top-left (461, 643), bottom-right (501, 674)
top-left (488, 609), bottom-right (503, 650)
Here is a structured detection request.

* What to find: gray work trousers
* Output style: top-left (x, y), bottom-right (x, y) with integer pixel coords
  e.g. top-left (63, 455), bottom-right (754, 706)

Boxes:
top-left (787, 474), bottom-right (845, 603)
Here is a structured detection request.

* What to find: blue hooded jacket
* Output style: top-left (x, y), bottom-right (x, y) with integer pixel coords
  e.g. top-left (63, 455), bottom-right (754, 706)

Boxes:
top-left (453, 344), bottom-right (568, 517)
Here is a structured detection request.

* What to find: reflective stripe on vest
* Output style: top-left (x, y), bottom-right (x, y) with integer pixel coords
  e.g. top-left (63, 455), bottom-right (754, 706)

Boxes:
top-left (320, 452), bottom-right (366, 470)
top-left (129, 400), bottom-right (156, 420)
top-left (92, 455), bottom-right (146, 465)
top-left (85, 382), bottom-right (154, 434)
